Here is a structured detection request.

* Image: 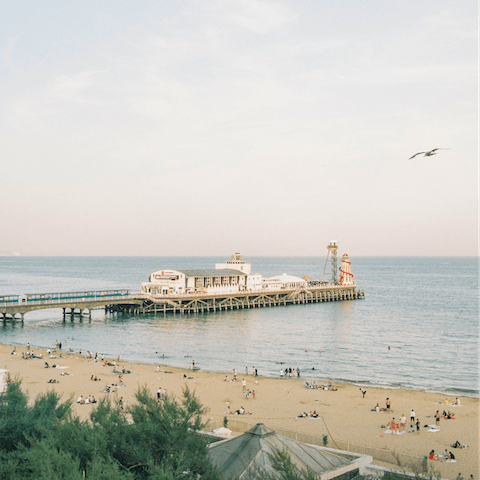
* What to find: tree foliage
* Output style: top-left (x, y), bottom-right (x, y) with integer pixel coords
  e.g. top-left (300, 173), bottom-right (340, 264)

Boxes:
top-left (0, 379), bottom-right (220, 480)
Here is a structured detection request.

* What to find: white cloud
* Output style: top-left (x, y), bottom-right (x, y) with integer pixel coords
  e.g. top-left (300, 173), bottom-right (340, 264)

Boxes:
top-left (205, 0), bottom-right (294, 34)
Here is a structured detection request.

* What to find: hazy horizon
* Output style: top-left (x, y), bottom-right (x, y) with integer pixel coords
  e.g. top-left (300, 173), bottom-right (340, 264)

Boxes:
top-left (0, 252), bottom-right (477, 258)
top-left (1, 1), bottom-right (477, 257)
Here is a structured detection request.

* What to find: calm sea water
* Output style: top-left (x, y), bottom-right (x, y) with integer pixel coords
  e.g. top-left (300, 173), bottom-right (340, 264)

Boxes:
top-left (0, 256), bottom-right (478, 396)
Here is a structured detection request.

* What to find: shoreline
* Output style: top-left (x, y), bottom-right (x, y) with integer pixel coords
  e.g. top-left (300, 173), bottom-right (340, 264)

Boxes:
top-left (4, 339), bottom-right (479, 399)
top-left (1, 342), bottom-right (478, 479)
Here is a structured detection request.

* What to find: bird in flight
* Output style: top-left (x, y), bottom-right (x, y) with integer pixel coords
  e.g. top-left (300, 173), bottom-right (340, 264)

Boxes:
top-left (408, 148), bottom-right (450, 160)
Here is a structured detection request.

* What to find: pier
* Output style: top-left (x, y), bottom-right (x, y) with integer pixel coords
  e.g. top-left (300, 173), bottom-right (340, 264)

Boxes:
top-left (1, 285), bottom-right (364, 321)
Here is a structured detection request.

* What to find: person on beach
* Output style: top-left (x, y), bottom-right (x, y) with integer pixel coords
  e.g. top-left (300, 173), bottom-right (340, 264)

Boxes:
top-left (429, 450), bottom-right (436, 460)
top-left (386, 398), bottom-right (391, 410)
top-left (375, 403), bottom-right (380, 412)
top-left (456, 474), bottom-right (463, 480)
top-left (157, 388), bottom-right (161, 400)
top-left (410, 409), bottom-right (415, 425)
top-left (297, 367), bottom-right (300, 378)
top-left (359, 388), bottom-right (366, 398)
top-left (416, 419), bottom-right (421, 432)
top-left (242, 379), bottom-right (246, 392)
top-left (456, 397), bottom-right (461, 406)
top-left (399, 414), bottom-right (407, 430)
top-left (389, 418), bottom-right (397, 434)
top-left (435, 410), bottom-right (440, 426)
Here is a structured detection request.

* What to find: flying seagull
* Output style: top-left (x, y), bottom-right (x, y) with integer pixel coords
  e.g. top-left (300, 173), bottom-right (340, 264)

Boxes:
top-left (409, 148), bottom-right (450, 160)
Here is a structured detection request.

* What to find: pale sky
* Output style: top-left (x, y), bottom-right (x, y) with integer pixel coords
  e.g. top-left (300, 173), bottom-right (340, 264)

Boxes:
top-left (1, 1), bottom-right (477, 256)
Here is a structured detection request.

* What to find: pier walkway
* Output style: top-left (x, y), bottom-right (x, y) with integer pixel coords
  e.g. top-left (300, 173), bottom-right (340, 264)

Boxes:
top-left (1, 285), bottom-right (365, 321)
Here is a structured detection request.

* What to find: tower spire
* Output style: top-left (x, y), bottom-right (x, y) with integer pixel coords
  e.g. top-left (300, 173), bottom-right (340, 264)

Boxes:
top-left (321, 241), bottom-right (338, 284)
top-left (338, 253), bottom-right (354, 286)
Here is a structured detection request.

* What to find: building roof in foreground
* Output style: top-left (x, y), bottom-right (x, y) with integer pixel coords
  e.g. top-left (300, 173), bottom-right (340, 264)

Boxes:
top-left (208, 423), bottom-right (371, 480)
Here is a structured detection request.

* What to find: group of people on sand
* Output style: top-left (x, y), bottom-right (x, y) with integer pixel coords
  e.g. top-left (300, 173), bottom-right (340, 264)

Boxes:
top-left (429, 449), bottom-right (456, 462)
top-left (298, 410), bottom-right (319, 418)
top-left (304, 378), bottom-right (337, 391)
top-left (22, 350), bottom-right (43, 360)
top-left (76, 395), bottom-right (97, 404)
top-left (156, 387), bottom-right (167, 402)
top-left (442, 410), bottom-right (456, 419)
top-left (374, 398), bottom-right (394, 413)
top-left (279, 367), bottom-right (301, 378)
top-left (103, 384), bottom-right (120, 393)
top-left (225, 405), bottom-right (247, 415)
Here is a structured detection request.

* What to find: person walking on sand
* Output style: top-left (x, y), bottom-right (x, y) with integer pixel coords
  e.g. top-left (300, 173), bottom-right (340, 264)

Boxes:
top-left (410, 409), bottom-right (415, 425)
top-left (242, 379), bottom-right (246, 392)
top-left (435, 410), bottom-right (440, 426)
top-left (386, 398), bottom-right (391, 411)
top-left (400, 414), bottom-right (407, 430)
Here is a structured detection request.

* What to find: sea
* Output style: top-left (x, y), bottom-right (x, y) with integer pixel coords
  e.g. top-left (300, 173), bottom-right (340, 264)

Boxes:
top-left (0, 256), bottom-right (478, 397)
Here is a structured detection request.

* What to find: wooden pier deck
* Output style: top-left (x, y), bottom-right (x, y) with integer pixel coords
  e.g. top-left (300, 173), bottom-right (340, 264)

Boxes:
top-left (106, 285), bottom-right (365, 315)
top-left (1, 285), bottom-right (365, 321)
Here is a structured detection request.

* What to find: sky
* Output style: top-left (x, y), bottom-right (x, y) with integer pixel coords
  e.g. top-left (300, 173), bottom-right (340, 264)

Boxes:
top-left (0, 0), bottom-right (477, 256)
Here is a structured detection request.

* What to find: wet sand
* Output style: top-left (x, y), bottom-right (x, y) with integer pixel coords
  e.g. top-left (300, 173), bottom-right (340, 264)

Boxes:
top-left (1, 343), bottom-right (478, 479)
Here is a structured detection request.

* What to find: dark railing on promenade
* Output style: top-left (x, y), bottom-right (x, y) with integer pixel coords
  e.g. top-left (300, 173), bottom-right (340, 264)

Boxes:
top-left (207, 418), bottom-right (424, 469)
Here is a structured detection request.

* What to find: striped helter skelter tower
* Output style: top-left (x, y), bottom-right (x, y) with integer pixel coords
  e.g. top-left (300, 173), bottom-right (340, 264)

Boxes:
top-left (338, 253), bottom-right (354, 286)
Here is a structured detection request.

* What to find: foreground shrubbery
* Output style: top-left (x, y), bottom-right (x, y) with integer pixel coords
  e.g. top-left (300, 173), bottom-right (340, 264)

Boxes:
top-left (0, 379), bottom-right (221, 480)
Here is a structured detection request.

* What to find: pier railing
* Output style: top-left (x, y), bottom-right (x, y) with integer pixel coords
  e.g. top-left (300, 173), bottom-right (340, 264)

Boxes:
top-left (2, 284), bottom-right (365, 320)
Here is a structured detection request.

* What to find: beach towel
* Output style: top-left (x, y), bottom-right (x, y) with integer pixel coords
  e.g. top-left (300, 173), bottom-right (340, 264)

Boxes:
top-left (427, 428), bottom-right (440, 432)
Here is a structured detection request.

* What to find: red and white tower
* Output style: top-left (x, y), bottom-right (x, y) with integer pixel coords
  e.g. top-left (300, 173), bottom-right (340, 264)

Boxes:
top-left (338, 253), bottom-right (354, 286)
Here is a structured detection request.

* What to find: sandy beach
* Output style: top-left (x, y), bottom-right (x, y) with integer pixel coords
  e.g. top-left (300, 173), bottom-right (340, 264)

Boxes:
top-left (1, 343), bottom-right (478, 479)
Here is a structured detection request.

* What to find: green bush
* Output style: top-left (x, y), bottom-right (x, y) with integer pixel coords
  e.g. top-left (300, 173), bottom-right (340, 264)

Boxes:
top-left (0, 379), bottom-right (221, 480)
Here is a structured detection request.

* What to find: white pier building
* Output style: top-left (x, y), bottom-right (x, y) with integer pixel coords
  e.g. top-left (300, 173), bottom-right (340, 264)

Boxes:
top-left (141, 253), bottom-right (307, 296)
